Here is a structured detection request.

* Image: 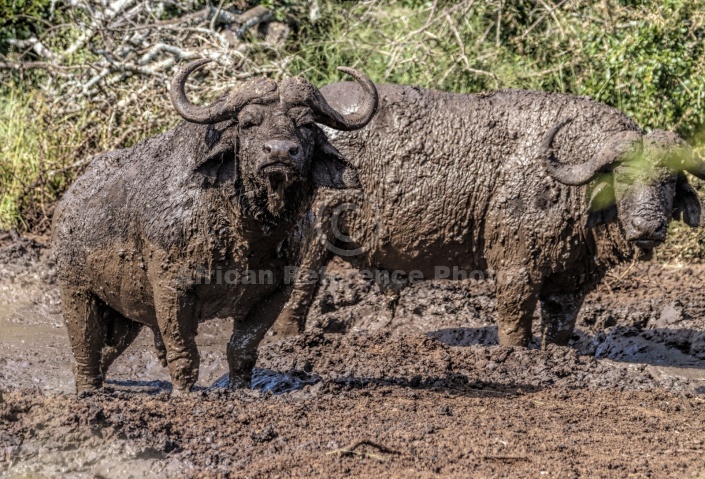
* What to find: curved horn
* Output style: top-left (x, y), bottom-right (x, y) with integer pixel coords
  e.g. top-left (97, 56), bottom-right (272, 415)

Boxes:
top-left (541, 121), bottom-right (642, 186)
top-left (170, 58), bottom-right (276, 124)
top-left (660, 130), bottom-right (705, 180)
top-left (310, 67), bottom-right (378, 131)
top-left (170, 58), bottom-right (221, 124)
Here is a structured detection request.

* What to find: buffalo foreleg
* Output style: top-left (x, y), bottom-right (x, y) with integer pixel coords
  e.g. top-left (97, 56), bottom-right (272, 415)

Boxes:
top-left (495, 266), bottom-right (541, 347)
top-left (153, 288), bottom-right (200, 393)
top-left (271, 202), bottom-right (336, 338)
top-left (61, 286), bottom-right (107, 393)
top-left (227, 288), bottom-right (290, 388)
top-left (273, 254), bottom-right (330, 337)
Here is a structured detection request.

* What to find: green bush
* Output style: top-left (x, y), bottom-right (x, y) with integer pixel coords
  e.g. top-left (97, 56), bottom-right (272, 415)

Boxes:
top-left (288, 0), bottom-right (705, 138)
top-left (0, 0), bottom-right (52, 53)
top-left (0, 92), bottom-right (84, 230)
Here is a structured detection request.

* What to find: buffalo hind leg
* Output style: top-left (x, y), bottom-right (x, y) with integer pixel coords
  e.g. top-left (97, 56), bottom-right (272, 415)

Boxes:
top-left (228, 289), bottom-right (290, 388)
top-left (495, 267), bottom-right (541, 347)
top-left (60, 286), bottom-right (107, 393)
top-left (153, 288), bottom-right (200, 393)
top-left (153, 329), bottom-right (168, 367)
top-left (539, 290), bottom-right (585, 348)
top-left (100, 310), bottom-right (144, 376)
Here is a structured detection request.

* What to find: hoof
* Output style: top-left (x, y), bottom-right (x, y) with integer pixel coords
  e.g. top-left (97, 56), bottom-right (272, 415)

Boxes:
top-left (498, 330), bottom-right (531, 348)
top-left (75, 376), bottom-right (103, 394)
top-left (274, 310), bottom-right (305, 337)
top-left (263, 313), bottom-right (304, 346)
top-left (228, 375), bottom-right (252, 389)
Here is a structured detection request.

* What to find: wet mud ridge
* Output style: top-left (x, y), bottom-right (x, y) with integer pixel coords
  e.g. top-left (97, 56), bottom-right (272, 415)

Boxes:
top-left (2, 245), bottom-right (705, 477)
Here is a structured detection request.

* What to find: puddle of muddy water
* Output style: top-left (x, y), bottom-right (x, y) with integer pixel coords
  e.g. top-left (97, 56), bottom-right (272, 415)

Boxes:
top-left (3, 256), bottom-right (705, 396)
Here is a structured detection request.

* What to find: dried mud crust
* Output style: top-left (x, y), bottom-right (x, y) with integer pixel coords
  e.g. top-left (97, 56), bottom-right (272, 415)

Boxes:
top-left (2, 390), bottom-right (705, 478)
top-left (258, 332), bottom-right (693, 393)
top-left (2, 334), bottom-right (705, 478)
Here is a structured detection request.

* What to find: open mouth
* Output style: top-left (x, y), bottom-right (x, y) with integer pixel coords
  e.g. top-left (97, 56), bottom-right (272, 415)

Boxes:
top-left (260, 161), bottom-right (294, 175)
top-left (261, 167), bottom-right (297, 215)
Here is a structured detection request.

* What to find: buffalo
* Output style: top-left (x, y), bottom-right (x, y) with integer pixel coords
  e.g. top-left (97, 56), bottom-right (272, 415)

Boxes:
top-left (52, 59), bottom-right (378, 393)
top-left (274, 84), bottom-right (704, 347)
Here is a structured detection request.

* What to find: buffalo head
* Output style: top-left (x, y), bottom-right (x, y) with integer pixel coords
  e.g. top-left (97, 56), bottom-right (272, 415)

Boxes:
top-left (540, 121), bottom-right (703, 251)
top-left (170, 59), bottom-right (377, 217)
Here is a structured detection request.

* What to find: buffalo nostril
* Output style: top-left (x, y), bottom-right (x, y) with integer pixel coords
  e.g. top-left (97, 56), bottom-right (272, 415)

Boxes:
top-left (263, 140), bottom-right (298, 158)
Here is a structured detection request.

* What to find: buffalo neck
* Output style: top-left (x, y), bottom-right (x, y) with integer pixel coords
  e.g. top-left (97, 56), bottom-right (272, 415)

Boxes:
top-left (212, 181), bottom-right (313, 264)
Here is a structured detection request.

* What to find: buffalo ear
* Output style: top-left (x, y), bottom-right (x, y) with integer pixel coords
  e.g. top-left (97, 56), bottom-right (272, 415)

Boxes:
top-left (586, 177), bottom-right (617, 228)
top-left (194, 147), bottom-right (237, 187)
top-left (311, 132), bottom-right (360, 189)
top-left (673, 173), bottom-right (701, 227)
top-left (193, 126), bottom-right (238, 187)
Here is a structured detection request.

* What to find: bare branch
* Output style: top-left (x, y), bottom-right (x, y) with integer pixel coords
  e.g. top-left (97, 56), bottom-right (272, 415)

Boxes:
top-left (6, 37), bottom-right (58, 60)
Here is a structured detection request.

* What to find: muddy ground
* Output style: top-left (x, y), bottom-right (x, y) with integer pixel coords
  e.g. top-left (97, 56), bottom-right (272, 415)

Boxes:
top-left (1, 234), bottom-right (705, 478)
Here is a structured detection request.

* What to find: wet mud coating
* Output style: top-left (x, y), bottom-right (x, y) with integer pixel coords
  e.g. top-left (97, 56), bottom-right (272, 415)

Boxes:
top-left (275, 83), bottom-right (704, 349)
top-left (50, 60), bottom-right (378, 393)
top-left (1, 242), bottom-right (705, 477)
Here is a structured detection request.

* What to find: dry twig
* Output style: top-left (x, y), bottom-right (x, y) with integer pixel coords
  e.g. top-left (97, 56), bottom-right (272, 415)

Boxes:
top-left (327, 439), bottom-right (400, 461)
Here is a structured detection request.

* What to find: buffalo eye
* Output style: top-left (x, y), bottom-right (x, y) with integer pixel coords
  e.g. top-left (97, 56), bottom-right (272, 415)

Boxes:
top-left (239, 110), bottom-right (262, 129)
top-left (289, 107), bottom-right (315, 129)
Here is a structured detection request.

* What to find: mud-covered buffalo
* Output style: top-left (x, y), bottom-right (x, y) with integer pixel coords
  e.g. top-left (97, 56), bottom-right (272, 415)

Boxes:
top-left (275, 84), bottom-right (705, 349)
top-left (51, 59), bottom-right (379, 393)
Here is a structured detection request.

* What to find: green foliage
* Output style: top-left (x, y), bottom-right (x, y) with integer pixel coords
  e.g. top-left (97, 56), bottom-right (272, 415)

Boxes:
top-left (0, 0), bottom-right (52, 53)
top-left (0, 87), bottom-right (183, 230)
top-left (564, 2), bottom-right (705, 138)
top-left (288, 0), bottom-right (705, 139)
top-left (0, 92), bottom-right (75, 230)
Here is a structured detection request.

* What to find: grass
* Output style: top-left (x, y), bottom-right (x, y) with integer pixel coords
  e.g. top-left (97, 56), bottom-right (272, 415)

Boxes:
top-left (0, 80), bottom-right (179, 232)
top-left (0, 91), bottom-right (102, 232)
top-left (0, 92), bottom-right (62, 231)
